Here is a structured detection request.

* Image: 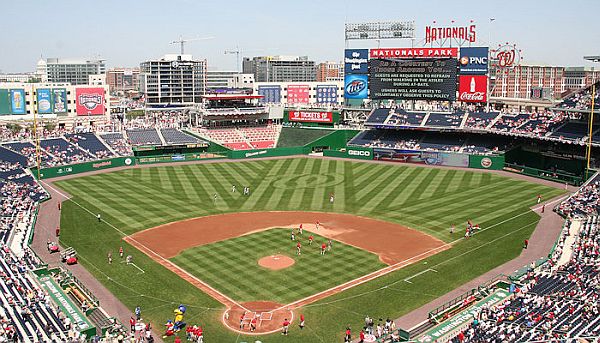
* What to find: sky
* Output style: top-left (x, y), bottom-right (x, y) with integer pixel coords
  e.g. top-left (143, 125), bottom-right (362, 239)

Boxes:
top-left (1, 0), bottom-right (599, 73)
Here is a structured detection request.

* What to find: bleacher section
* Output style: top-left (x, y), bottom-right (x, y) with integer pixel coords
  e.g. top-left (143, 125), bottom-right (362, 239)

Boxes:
top-left (125, 128), bottom-right (162, 146)
top-left (556, 81), bottom-right (600, 112)
top-left (490, 113), bottom-right (530, 132)
top-left (463, 111), bottom-right (500, 130)
top-left (195, 125), bottom-right (280, 150)
top-left (160, 128), bottom-right (205, 145)
top-left (425, 112), bottom-right (465, 128)
top-left (550, 121), bottom-right (593, 141)
top-left (99, 132), bottom-right (133, 156)
top-left (64, 133), bottom-right (113, 159)
top-left (387, 110), bottom-right (426, 126)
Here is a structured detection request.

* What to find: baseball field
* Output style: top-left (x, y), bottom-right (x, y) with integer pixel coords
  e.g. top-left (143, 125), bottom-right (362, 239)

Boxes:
top-left (54, 157), bottom-right (565, 342)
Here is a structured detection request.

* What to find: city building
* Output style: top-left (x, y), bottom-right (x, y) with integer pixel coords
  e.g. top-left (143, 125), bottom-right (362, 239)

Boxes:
top-left (206, 70), bottom-right (240, 90)
top-left (88, 74), bottom-right (106, 86)
top-left (228, 74), bottom-right (255, 89)
top-left (140, 54), bottom-right (207, 107)
top-left (316, 61), bottom-right (343, 82)
top-left (490, 64), bottom-right (600, 100)
top-left (44, 58), bottom-right (106, 85)
top-left (0, 82), bottom-right (110, 122)
top-left (242, 56), bottom-right (317, 82)
top-left (106, 68), bottom-right (140, 93)
top-left (0, 73), bottom-right (37, 83)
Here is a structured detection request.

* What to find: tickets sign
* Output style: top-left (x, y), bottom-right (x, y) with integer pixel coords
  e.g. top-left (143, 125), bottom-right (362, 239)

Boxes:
top-left (288, 111), bottom-right (333, 123)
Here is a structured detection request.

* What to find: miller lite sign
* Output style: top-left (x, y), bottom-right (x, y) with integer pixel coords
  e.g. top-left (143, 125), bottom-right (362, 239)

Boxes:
top-left (425, 24), bottom-right (476, 44)
top-left (344, 74), bottom-right (368, 99)
top-left (458, 75), bottom-right (487, 103)
top-left (76, 87), bottom-right (105, 115)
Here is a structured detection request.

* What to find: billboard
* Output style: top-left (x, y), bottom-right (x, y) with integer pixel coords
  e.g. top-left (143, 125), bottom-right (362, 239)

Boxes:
top-left (316, 85), bottom-right (338, 104)
top-left (344, 49), bottom-right (369, 74)
top-left (257, 85), bottom-right (281, 103)
top-left (373, 149), bottom-right (469, 167)
top-left (458, 75), bottom-right (487, 103)
top-left (37, 89), bottom-right (53, 114)
top-left (288, 110), bottom-right (333, 123)
top-left (76, 87), bottom-right (105, 115)
top-left (53, 88), bottom-right (67, 113)
top-left (0, 89), bottom-right (10, 115)
top-left (369, 58), bottom-right (457, 100)
top-left (459, 47), bottom-right (489, 75)
top-left (287, 84), bottom-right (309, 104)
top-left (370, 48), bottom-right (457, 59)
top-left (344, 74), bottom-right (368, 99)
top-left (10, 89), bottom-right (26, 114)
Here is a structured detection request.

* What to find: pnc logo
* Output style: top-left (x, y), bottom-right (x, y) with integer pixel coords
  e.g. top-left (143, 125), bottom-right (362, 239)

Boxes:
top-left (460, 56), bottom-right (488, 65)
top-left (345, 80), bottom-right (366, 95)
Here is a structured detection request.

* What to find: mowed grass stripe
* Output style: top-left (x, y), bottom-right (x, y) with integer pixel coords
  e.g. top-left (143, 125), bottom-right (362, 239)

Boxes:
top-left (239, 159), bottom-right (291, 210)
top-left (171, 228), bottom-right (385, 303)
top-left (332, 160), bottom-right (347, 212)
top-left (354, 165), bottom-right (402, 203)
top-left (357, 166), bottom-right (410, 212)
top-left (265, 158), bottom-right (303, 209)
top-left (431, 169), bottom-right (458, 198)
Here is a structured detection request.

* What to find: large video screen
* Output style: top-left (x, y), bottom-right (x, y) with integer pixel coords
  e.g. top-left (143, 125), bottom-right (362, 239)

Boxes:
top-left (369, 58), bottom-right (457, 101)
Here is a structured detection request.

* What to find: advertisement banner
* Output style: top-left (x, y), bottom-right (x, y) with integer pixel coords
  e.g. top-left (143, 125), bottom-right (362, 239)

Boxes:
top-left (289, 111), bottom-right (333, 123)
top-left (37, 89), bottom-right (53, 114)
top-left (0, 89), bottom-right (10, 115)
top-left (373, 149), bottom-right (468, 167)
top-left (344, 49), bottom-right (369, 74)
top-left (75, 87), bottom-right (105, 115)
top-left (468, 155), bottom-right (504, 170)
top-left (33, 156), bottom-right (135, 179)
top-left (369, 58), bottom-right (457, 100)
top-left (459, 47), bottom-right (489, 75)
top-left (344, 74), bottom-right (368, 99)
top-left (323, 146), bottom-right (374, 160)
top-left (316, 85), bottom-right (338, 104)
top-left (287, 84), bottom-right (309, 104)
top-left (458, 75), bottom-right (488, 103)
top-left (53, 88), bottom-right (67, 113)
top-left (370, 48), bottom-right (458, 59)
top-left (257, 85), bottom-right (281, 104)
top-left (10, 89), bottom-right (26, 114)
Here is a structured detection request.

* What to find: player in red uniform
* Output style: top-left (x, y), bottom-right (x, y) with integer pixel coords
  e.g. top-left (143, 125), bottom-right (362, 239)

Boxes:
top-left (299, 223), bottom-right (303, 235)
top-left (296, 241), bottom-right (302, 255)
top-left (299, 314), bottom-right (305, 329)
top-left (308, 235), bottom-right (314, 245)
top-left (119, 246), bottom-right (124, 258)
top-left (316, 221), bottom-right (320, 230)
top-left (321, 243), bottom-right (327, 255)
top-left (282, 318), bottom-right (290, 335)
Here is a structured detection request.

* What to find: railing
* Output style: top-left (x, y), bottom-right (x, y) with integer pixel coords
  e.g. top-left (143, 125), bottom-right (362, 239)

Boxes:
top-left (504, 163), bottom-right (584, 186)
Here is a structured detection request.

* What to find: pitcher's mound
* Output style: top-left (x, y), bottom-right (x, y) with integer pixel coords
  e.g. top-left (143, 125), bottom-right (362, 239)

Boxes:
top-left (258, 254), bottom-right (295, 270)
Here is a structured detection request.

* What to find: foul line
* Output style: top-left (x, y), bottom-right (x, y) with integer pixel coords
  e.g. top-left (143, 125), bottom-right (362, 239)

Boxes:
top-left (41, 181), bottom-right (249, 313)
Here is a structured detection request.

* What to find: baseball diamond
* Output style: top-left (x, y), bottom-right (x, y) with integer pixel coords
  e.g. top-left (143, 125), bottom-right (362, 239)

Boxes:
top-left (51, 157), bottom-right (565, 341)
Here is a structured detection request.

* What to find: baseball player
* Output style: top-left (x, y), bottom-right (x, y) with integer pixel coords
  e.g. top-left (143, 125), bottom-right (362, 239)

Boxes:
top-left (308, 235), bottom-right (314, 245)
top-left (107, 251), bottom-right (112, 264)
top-left (327, 239), bottom-right (332, 251)
top-left (282, 318), bottom-right (290, 335)
top-left (316, 221), bottom-right (320, 230)
top-left (119, 246), bottom-right (124, 258)
top-left (97, 213), bottom-right (101, 222)
top-left (299, 314), bottom-right (305, 329)
top-left (296, 241), bottom-right (302, 255)
top-left (290, 230), bottom-right (295, 241)
top-left (232, 185), bottom-right (236, 193)
top-left (299, 223), bottom-right (303, 235)
top-left (321, 243), bottom-right (327, 255)
top-left (329, 193), bottom-right (334, 204)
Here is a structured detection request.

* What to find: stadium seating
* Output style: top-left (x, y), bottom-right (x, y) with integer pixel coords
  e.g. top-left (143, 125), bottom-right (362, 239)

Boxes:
top-left (491, 113), bottom-right (531, 132)
top-left (126, 128), bottom-right (163, 146)
top-left (159, 128), bottom-right (205, 145)
top-left (195, 125), bottom-right (280, 150)
top-left (463, 111), bottom-right (500, 130)
top-left (549, 121), bottom-right (592, 141)
top-left (99, 132), bottom-right (133, 156)
top-left (64, 133), bottom-right (113, 159)
top-left (556, 173), bottom-right (600, 217)
top-left (556, 81), bottom-right (600, 111)
top-left (424, 112), bottom-right (465, 128)
top-left (365, 108), bottom-right (392, 124)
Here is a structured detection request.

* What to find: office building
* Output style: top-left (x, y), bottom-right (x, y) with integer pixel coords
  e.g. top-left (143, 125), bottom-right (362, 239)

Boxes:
top-left (242, 56), bottom-right (317, 82)
top-left (44, 58), bottom-right (106, 85)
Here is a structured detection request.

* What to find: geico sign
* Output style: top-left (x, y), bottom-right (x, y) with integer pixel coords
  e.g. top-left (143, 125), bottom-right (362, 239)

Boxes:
top-left (348, 150), bottom-right (371, 157)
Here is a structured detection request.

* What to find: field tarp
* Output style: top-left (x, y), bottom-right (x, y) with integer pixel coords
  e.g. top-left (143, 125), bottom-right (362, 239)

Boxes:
top-left (32, 156), bottom-right (135, 179)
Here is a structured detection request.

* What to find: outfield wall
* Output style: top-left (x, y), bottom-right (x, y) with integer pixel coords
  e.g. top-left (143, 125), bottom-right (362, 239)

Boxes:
top-left (227, 146), bottom-right (310, 159)
top-left (31, 156), bottom-right (136, 179)
top-left (323, 146), bottom-right (373, 160)
top-left (371, 148), bottom-right (504, 170)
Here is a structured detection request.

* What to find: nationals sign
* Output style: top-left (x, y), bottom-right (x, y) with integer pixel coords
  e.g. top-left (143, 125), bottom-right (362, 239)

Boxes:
top-left (76, 87), bottom-right (105, 115)
top-left (458, 75), bottom-right (488, 103)
top-left (425, 24), bottom-right (476, 44)
top-left (288, 111), bottom-right (333, 123)
top-left (370, 48), bottom-right (457, 59)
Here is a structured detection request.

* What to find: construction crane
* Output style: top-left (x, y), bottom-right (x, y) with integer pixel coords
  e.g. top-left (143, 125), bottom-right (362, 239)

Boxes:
top-left (224, 46), bottom-right (275, 72)
top-left (170, 35), bottom-right (214, 55)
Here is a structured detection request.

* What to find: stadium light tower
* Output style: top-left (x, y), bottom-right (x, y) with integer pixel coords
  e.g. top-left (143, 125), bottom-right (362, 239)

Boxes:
top-left (170, 35), bottom-right (214, 55)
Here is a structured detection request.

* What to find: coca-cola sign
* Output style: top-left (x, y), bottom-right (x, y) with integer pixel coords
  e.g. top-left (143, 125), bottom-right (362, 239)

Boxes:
top-left (458, 75), bottom-right (487, 103)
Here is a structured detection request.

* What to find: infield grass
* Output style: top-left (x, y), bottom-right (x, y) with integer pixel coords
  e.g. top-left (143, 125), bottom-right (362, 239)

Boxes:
top-left (55, 157), bottom-right (566, 342)
top-left (172, 229), bottom-right (385, 304)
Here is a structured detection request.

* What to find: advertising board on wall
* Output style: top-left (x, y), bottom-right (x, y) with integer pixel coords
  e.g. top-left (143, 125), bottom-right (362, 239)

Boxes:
top-left (37, 89), bottom-right (53, 114)
top-left (53, 88), bottom-right (67, 113)
top-left (76, 88), bottom-right (105, 116)
top-left (288, 110), bottom-right (333, 123)
top-left (287, 84), bottom-right (309, 104)
top-left (373, 149), bottom-right (469, 167)
top-left (316, 85), bottom-right (338, 104)
top-left (344, 74), bottom-right (368, 99)
top-left (369, 58), bottom-right (457, 100)
top-left (344, 49), bottom-right (369, 74)
top-left (10, 89), bottom-right (26, 114)
top-left (458, 75), bottom-right (488, 103)
top-left (257, 85), bottom-right (281, 104)
top-left (459, 47), bottom-right (489, 75)
top-left (0, 89), bottom-right (10, 115)
top-left (370, 48), bottom-right (458, 59)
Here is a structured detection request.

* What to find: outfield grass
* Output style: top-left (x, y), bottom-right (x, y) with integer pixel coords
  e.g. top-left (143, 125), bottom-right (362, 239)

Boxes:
top-left (55, 158), bottom-right (565, 342)
top-left (276, 127), bottom-right (333, 147)
top-left (172, 229), bottom-right (385, 304)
